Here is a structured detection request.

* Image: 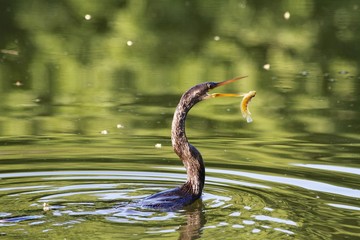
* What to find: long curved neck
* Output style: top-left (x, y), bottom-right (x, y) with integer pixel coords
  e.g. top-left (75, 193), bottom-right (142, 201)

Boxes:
top-left (171, 91), bottom-right (205, 197)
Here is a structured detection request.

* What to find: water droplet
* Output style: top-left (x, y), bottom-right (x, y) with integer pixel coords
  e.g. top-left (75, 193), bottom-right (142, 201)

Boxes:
top-left (43, 203), bottom-right (50, 212)
top-left (284, 11), bottom-right (290, 20)
top-left (126, 40), bottom-right (133, 46)
top-left (14, 81), bottom-right (23, 86)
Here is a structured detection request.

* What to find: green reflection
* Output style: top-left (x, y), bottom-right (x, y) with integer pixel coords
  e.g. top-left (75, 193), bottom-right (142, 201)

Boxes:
top-left (0, 0), bottom-right (359, 138)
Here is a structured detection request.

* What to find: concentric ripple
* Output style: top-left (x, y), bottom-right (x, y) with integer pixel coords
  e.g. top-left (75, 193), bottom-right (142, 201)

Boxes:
top-left (0, 169), bottom-right (298, 239)
top-left (0, 148), bottom-right (359, 239)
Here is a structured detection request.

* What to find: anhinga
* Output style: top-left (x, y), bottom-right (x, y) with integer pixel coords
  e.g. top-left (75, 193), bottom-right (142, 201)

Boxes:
top-left (139, 76), bottom-right (251, 210)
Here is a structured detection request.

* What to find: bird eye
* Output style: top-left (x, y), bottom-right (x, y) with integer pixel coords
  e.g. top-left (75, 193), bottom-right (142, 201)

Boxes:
top-left (207, 82), bottom-right (216, 89)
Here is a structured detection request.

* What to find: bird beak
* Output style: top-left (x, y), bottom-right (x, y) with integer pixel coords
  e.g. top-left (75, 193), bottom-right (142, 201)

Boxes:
top-left (206, 76), bottom-right (248, 99)
top-left (215, 76), bottom-right (248, 88)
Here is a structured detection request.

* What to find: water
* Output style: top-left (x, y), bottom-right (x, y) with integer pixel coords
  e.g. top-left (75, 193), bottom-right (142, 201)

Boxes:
top-left (1, 1), bottom-right (360, 239)
top-left (1, 103), bottom-right (358, 239)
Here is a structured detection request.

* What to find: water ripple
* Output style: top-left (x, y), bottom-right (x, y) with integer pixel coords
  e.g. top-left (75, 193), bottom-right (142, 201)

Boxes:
top-left (206, 168), bottom-right (360, 198)
top-left (293, 163), bottom-right (360, 175)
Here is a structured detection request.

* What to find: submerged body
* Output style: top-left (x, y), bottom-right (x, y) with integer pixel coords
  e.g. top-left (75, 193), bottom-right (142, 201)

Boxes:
top-left (139, 186), bottom-right (199, 211)
top-left (138, 76), bottom-right (254, 211)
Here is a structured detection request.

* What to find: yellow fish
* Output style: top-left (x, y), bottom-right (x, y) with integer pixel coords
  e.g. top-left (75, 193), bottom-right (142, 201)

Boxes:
top-left (240, 91), bottom-right (256, 123)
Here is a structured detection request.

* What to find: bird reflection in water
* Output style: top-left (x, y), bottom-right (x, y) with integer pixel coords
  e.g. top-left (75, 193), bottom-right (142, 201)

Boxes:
top-left (177, 202), bottom-right (206, 240)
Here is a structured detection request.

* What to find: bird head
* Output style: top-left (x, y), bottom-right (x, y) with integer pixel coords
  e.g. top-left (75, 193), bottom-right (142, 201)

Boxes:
top-left (179, 76), bottom-right (248, 108)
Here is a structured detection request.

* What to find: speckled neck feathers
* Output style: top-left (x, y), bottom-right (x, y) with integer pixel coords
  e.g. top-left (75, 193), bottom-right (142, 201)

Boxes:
top-left (171, 86), bottom-right (205, 197)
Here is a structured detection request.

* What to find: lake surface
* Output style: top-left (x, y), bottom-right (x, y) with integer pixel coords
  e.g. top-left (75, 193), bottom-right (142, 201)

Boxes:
top-left (1, 1), bottom-right (359, 239)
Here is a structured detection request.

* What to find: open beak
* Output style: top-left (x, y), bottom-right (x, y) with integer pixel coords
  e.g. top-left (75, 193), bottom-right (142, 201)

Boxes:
top-left (207, 76), bottom-right (248, 99)
top-left (215, 76), bottom-right (248, 87)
